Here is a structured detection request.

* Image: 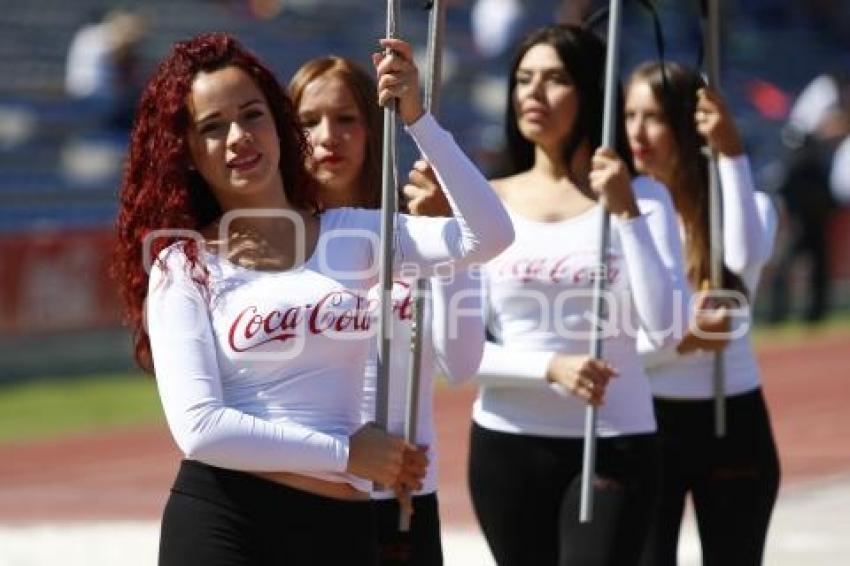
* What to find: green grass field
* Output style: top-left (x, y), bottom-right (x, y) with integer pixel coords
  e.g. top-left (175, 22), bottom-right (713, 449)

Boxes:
top-left (0, 317), bottom-right (847, 447)
top-left (0, 373), bottom-right (162, 445)
top-left (750, 313), bottom-right (850, 347)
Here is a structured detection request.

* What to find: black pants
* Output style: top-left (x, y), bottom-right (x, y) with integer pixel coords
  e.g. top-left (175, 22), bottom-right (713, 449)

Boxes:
top-left (639, 389), bottom-right (780, 566)
top-left (469, 423), bottom-right (660, 566)
top-left (374, 492), bottom-right (443, 565)
top-left (159, 460), bottom-right (378, 566)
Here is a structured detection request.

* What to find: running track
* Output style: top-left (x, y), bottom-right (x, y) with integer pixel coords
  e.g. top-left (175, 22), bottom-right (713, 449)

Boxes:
top-left (1, 329), bottom-right (848, 561)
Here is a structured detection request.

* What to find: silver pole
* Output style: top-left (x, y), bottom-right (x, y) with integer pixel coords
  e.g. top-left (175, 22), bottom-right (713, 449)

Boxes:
top-left (580, 0), bottom-right (623, 524)
top-left (400, 0), bottom-right (446, 533)
top-left (703, 0), bottom-right (726, 438)
top-left (423, 0), bottom-right (445, 114)
top-left (399, 280), bottom-right (425, 532)
top-left (376, 0), bottom-right (401, 474)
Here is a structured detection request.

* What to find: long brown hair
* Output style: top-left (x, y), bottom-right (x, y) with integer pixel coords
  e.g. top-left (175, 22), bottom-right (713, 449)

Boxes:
top-left (289, 56), bottom-right (382, 209)
top-left (628, 61), bottom-right (746, 296)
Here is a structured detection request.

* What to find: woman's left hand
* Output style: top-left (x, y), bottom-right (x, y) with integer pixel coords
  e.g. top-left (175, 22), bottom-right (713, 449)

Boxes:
top-left (676, 287), bottom-right (732, 354)
top-left (695, 87), bottom-right (744, 157)
top-left (590, 147), bottom-right (639, 221)
top-left (373, 38), bottom-right (424, 126)
top-left (402, 159), bottom-right (452, 217)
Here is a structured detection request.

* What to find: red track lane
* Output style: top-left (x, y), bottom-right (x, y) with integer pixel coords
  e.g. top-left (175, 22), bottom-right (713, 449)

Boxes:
top-left (0, 330), bottom-right (848, 525)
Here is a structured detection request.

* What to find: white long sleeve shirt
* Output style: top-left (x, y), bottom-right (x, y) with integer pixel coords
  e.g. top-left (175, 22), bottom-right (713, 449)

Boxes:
top-left (473, 176), bottom-right (688, 438)
top-left (146, 113), bottom-right (512, 491)
top-left (362, 271), bottom-right (483, 498)
top-left (640, 155), bottom-right (778, 398)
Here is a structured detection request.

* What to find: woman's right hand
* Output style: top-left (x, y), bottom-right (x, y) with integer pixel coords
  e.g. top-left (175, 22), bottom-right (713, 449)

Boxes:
top-left (590, 147), bottom-right (640, 221)
top-left (695, 87), bottom-right (744, 158)
top-left (545, 354), bottom-right (618, 406)
top-left (346, 423), bottom-right (428, 487)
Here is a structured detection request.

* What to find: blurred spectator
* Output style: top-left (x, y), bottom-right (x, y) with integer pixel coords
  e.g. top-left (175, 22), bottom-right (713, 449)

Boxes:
top-left (830, 135), bottom-right (850, 206)
top-left (471, 0), bottom-right (601, 59)
top-left (786, 74), bottom-right (842, 137)
top-left (65, 8), bottom-right (150, 130)
top-left (555, 0), bottom-right (597, 26)
top-left (769, 73), bottom-right (850, 323)
top-left (471, 0), bottom-right (525, 60)
top-left (806, 0), bottom-right (850, 46)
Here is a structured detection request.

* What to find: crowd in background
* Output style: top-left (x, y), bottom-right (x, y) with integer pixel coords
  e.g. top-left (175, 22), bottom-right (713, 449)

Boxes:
top-left (1, 0), bottom-right (849, 382)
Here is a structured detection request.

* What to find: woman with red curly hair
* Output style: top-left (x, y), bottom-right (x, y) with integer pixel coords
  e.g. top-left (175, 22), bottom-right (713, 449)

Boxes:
top-left (114, 32), bottom-right (512, 565)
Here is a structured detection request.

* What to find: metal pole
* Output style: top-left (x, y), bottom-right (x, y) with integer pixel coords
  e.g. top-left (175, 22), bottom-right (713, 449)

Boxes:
top-left (423, 0), bottom-right (445, 115)
top-left (580, 0), bottom-right (623, 524)
top-left (702, 0), bottom-right (726, 438)
top-left (400, 0), bottom-right (446, 533)
top-left (376, 0), bottom-right (401, 474)
top-left (399, 280), bottom-right (425, 532)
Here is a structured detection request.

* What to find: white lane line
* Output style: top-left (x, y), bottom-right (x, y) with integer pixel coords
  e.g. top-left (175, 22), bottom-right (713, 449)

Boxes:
top-left (2, 477), bottom-right (849, 566)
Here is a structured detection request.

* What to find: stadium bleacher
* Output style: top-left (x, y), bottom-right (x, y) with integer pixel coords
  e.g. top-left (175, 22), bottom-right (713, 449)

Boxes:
top-left (2, 0), bottom-right (846, 234)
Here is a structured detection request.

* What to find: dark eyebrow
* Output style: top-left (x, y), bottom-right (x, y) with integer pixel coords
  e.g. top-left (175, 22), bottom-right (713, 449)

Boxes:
top-left (298, 102), bottom-right (359, 115)
top-left (195, 98), bottom-right (264, 124)
top-left (239, 99), bottom-right (264, 110)
top-left (518, 63), bottom-right (563, 71)
top-left (517, 66), bottom-right (568, 75)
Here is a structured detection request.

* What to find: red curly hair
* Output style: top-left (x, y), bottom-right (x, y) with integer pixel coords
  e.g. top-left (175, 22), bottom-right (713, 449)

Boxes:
top-left (113, 32), bottom-right (318, 372)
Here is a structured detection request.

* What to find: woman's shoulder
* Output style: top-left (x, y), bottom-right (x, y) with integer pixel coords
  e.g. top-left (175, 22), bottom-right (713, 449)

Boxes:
top-left (149, 240), bottom-right (207, 291)
top-left (155, 240), bottom-right (193, 270)
top-left (318, 207), bottom-right (383, 239)
top-left (489, 172), bottom-right (530, 199)
top-left (320, 206), bottom-right (377, 223)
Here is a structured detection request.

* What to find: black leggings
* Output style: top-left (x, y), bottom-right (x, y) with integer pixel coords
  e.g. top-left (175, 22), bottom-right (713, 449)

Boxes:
top-left (374, 492), bottom-right (443, 565)
top-left (640, 388), bottom-right (780, 566)
top-left (468, 423), bottom-right (660, 566)
top-left (159, 460), bottom-right (378, 566)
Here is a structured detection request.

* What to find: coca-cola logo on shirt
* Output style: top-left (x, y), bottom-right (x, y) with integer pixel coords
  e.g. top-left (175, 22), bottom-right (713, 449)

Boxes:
top-left (493, 252), bottom-right (622, 285)
top-left (228, 289), bottom-right (374, 352)
top-left (390, 280), bottom-right (413, 321)
top-left (366, 280), bottom-right (415, 324)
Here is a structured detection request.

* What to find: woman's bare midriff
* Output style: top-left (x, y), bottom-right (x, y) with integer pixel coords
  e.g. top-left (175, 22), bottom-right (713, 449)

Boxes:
top-left (253, 471), bottom-right (369, 501)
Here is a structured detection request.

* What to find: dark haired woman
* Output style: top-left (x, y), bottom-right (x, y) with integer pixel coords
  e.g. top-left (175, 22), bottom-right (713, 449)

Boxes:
top-left (626, 61), bottom-right (780, 566)
top-left (113, 33), bottom-right (512, 565)
top-left (468, 25), bottom-right (688, 565)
